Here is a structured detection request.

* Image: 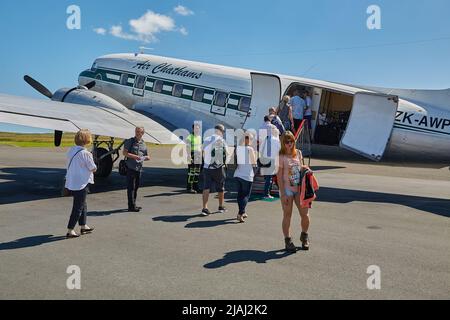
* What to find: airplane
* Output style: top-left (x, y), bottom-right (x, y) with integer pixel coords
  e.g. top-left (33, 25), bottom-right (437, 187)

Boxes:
top-left (1, 52), bottom-right (449, 178)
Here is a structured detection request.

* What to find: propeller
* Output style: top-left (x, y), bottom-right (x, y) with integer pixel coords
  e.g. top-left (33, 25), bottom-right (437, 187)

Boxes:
top-left (23, 75), bottom-right (95, 147)
top-left (24, 75), bottom-right (53, 99)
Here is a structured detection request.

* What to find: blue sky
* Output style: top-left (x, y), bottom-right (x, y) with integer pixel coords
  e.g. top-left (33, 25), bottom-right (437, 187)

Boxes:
top-left (1, 0), bottom-right (449, 132)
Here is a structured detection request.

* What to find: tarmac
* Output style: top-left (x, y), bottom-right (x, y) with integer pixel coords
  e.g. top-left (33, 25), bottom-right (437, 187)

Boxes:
top-left (0, 145), bottom-right (449, 300)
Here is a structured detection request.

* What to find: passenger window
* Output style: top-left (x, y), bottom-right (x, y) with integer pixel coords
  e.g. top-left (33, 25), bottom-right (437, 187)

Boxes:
top-left (172, 84), bottom-right (183, 98)
top-left (135, 76), bottom-right (146, 89)
top-left (239, 97), bottom-right (251, 113)
top-left (193, 88), bottom-right (205, 102)
top-left (120, 74), bottom-right (128, 85)
top-left (153, 80), bottom-right (163, 93)
top-left (214, 92), bottom-right (228, 108)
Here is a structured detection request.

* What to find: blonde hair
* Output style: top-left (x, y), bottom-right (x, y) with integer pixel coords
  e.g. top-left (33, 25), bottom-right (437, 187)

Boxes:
top-left (279, 131), bottom-right (297, 158)
top-left (74, 129), bottom-right (92, 146)
top-left (282, 95), bottom-right (290, 103)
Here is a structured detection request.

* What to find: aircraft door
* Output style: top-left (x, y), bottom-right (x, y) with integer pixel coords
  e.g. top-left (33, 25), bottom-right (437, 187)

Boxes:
top-left (132, 75), bottom-right (146, 97)
top-left (340, 92), bottom-right (399, 161)
top-left (244, 73), bottom-right (281, 130)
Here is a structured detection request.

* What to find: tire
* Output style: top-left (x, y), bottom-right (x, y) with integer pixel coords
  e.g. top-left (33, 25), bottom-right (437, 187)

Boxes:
top-left (94, 147), bottom-right (113, 178)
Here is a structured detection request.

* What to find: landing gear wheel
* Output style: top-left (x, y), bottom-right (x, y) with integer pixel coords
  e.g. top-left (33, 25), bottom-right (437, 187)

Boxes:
top-left (94, 147), bottom-right (113, 178)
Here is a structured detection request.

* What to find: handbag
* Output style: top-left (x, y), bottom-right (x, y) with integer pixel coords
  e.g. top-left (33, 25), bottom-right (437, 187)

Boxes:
top-left (62, 149), bottom-right (83, 197)
top-left (119, 158), bottom-right (128, 176)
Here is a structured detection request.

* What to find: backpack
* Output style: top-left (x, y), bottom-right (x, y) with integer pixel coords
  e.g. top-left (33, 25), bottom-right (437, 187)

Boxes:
top-left (209, 139), bottom-right (227, 169)
top-left (271, 116), bottom-right (285, 134)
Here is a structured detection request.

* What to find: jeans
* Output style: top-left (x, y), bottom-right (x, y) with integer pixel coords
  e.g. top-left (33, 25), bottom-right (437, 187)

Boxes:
top-left (127, 169), bottom-right (142, 209)
top-left (264, 175), bottom-right (273, 197)
top-left (236, 177), bottom-right (253, 215)
top-left (67, 186), bottom-right (88, 229)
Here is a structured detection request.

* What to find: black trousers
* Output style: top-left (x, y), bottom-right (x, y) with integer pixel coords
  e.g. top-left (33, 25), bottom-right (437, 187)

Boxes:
top-left (186, 153), bottom-right (202, 191)
top-left (294, 118), bottom-right (303, 134)
top-left (67, 186), bottom-right (88, 229)
top-left (236, 177), bottom-right (253, 215)
top-left (127, 169), bottom-right (142, 209)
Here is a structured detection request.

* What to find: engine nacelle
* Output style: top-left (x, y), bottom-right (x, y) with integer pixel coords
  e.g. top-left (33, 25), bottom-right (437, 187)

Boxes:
top-left (52, 87), bottom-right (130, 114)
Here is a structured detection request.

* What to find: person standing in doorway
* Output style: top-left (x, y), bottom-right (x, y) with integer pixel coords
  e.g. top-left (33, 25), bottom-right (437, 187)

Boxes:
top-left (290, 90), bottom-right (306, 134)
top-left (303, 90), bottom-right (313, 139)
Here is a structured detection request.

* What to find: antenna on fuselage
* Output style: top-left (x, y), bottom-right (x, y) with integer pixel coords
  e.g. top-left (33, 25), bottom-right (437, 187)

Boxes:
top-left (135, 47), bottom-right (154, 56)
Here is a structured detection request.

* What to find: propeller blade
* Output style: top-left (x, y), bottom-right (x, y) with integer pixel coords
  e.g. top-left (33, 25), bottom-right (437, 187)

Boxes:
top-left (84, 81), bottom-right (96, 90)
top-left (24, 75), bottom-right (53, 99)
top-left (54, 131), bottom-right (63, 147)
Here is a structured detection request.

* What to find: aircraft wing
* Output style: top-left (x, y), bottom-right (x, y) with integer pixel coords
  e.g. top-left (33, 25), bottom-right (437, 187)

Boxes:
top-left (0, 93), bottom-right (181, 144)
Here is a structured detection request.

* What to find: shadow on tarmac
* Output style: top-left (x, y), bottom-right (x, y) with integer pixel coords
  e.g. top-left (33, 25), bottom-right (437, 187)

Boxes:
top-left (1, 166), bottom-right (449, 218)
top-left (204, 249), bottom-right (294, 269)
top-left (317, 187), bottom-right (450, 218)
top-left (185, 218), bottom-right (237, 229)
top-left (152, 213), bottom-right (204, 223)
top-left (0, 235), bottom-right (66, 251)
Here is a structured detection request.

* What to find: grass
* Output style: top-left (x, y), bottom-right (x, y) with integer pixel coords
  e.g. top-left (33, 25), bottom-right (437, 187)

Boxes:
top-left (0, 132), bottom-right (165, 148)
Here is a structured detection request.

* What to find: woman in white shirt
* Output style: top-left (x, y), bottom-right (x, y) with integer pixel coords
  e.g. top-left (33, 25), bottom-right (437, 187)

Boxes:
top-left (65, 129), bottom-right (97, 239)
top-left (233, 132), bottom-right (257, 223)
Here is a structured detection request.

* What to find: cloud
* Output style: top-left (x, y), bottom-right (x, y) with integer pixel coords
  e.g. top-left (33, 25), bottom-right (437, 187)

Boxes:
top-left (94, 10), bottom-right (190, 43)
top-left (93, 28), bottom-right (107, 35)
top-left (110, 25), bottom-right (140, 41)
top-left (179, 27), bottom-right (188, 36)
top-left (174, 5), bottom-right (194, 16)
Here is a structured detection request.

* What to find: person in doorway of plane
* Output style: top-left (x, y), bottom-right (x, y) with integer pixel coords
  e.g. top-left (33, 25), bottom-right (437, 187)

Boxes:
top-left (290, 89), bottom-right (306, 134)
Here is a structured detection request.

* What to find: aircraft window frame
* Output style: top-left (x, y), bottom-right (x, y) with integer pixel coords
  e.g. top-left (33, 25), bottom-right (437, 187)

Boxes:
top-left (145, 79), bottom-right (154, 90)
top-left (135, 75), bottom-right (146, 90)
top-left (162, 83), bottom-right (173, 94)
top-left (239, 97), bottom-right (251, 113)
top-left (227, 94), bottom-right (240, 110)
top-left (214, 91), bottom-right (228, 108)
top-left (172, 84), bottom-right (183, 98)
top-left (193, 88), bottom-right (205, 102)
top-left (153, 80), bottom-right (163, 93)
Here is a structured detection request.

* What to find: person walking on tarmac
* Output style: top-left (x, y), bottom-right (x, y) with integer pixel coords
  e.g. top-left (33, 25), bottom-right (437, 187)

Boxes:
top-left (186, 123), bottom-right (203, 193)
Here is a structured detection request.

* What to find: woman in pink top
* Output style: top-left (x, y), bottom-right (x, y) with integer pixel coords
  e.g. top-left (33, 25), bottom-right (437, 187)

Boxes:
top-left (276, 132), bottom-right (310, 252)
